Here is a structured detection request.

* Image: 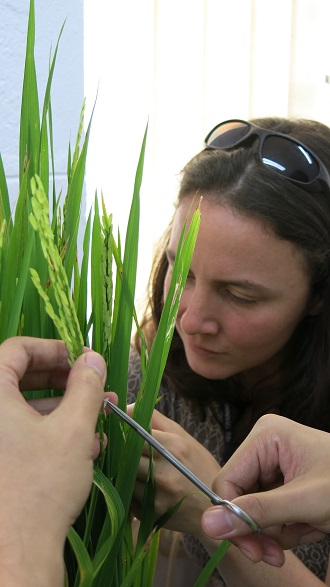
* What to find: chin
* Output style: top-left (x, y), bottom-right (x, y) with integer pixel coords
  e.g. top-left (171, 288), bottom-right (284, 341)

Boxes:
top-left (186, 357), bottom-right (234, 380)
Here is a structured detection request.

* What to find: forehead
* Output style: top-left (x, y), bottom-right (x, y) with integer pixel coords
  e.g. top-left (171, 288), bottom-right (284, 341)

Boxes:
top-left (169, 196), bottom-right (309, 286)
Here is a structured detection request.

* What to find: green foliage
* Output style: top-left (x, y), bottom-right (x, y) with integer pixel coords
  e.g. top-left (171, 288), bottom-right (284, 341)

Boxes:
top-left (0, 1), bottom-right (228, 584)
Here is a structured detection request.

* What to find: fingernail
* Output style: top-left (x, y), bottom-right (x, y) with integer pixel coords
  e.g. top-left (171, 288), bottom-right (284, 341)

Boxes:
top-left (262, 544), bottom-right (285, 567)
top-left (203, 508), bottom-right (235, 537)
top-left (84, 351), bottom-right (106, 382)
top-left (262, 553), bottom-right (284, 567)
top-left (238, 546), bottom-right (258, 563)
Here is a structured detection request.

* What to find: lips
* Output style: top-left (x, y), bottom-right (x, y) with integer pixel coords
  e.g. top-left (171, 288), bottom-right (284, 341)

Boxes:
top-left (187, 341), bottom-right (220, 357)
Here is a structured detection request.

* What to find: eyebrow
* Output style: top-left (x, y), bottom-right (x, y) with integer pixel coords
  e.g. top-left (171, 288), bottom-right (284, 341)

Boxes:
top-left (166, 248), bottom-right (274, 295)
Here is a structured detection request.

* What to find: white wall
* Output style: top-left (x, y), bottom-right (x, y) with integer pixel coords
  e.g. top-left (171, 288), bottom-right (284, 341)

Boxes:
top-left (0, 0), bottom-right (84, 205)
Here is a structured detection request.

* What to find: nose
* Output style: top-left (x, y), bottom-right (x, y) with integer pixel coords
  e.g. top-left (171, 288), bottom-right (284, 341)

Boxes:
top-left (179, 287), bottom-right (219, 336)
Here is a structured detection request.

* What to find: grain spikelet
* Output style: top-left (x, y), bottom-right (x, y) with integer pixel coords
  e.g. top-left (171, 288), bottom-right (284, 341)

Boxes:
top-left (29, 175), bottom-right (84, 364)
top-left (101, 198), bottom-right (113, 359)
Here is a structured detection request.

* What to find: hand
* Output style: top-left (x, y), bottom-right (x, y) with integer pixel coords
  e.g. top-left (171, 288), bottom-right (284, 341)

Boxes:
top-left (0, 336), bottom-right (117, 586)
top-left (130, 405), bottom-right (220, 540)
top-left (201, 414), bottom-right (330, 567)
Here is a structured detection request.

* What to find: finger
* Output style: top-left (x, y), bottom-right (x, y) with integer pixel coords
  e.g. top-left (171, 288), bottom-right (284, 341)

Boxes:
top-left (0, 337), bottom-right (70, 394)
top-left (213, 450), bottom-right (281, 502)
top-left (203, 513), bottom-right (323, 563)
top-left (231, 482), bottom-right (319, 530)
top-left (211, 416), bottom-right (298, 502)
top-left (126, 403), bottom-right (135, 417)
top-left (104, 391), bottom-right (119, 410)
top-left (93, 432), bottom-right (108, 459)
top-left (270, 524), bottom-right (325, 549)
top-left (231, 535), bottom-right (286, 567)
top-left (202, 504), bottom-right (254, 539)
top-left (58, 351), bottom-right (107, 429)
top-left (28, 392), bottom-right (118, 417)
top-left (126, 404), bottom-right (175, 434)
top-left (135, 451), bottom-right (152, 482)
top-left (27, 396), bottom-right (62, 415)
top-left (149, 408), bottom-right (181, 432)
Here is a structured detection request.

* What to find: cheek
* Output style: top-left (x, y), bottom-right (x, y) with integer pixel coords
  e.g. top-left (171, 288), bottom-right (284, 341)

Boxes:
top-left (228, 309), bottom-right (302, 351)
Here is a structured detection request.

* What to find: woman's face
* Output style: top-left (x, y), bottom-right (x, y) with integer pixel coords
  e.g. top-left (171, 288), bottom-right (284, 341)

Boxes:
top-left (164, 196), bottom-right (314, 389)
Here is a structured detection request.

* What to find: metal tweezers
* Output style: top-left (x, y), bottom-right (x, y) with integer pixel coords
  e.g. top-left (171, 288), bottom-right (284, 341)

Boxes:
top-left (104, 399), bottom-right (260, 534)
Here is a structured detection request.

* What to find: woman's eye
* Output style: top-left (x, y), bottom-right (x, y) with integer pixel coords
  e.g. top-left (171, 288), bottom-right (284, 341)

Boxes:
top-left (223, 290), bottom-right (258, 305)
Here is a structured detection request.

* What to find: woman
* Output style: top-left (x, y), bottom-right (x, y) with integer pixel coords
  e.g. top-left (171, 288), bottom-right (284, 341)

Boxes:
top-left (128, 117), bottom-right (330, 585)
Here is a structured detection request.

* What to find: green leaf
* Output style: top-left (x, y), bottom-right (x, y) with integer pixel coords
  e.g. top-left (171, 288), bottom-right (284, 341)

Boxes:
top-left (107, 126), bottom-right (147, 483)
top-left (91, 197), bottom-right (103, 353)
top-left (67, 527), bottom-right (94, 587)
top-left (6, 227), bottom-right (34, 337)
top-left (77, 210), bottom-right (92, 343)
top-left (62, 107), bottom-right (93, 284)
top-left (0, 168), bottom-right (30, 341)
top-left (91, 468), bottom-right (125, 578)
top-left (38, 22), bottom-right (66, 195)
top-left (91, 468), bottom-right (126, 587)
top-left (119, 529), bottom-right (159, 587)
top-left (109, 124), bottom-right (147, 405)
top-left (0, 154), bottom-right (11, 232)
top-left (193, 540), bottom-right (231, 587)
top-left (138, 531), bottom-right (160, 587)
top-left (135, 452), bottom-right (155, 552)
top-left (19, 0), bottom-right (40, 185)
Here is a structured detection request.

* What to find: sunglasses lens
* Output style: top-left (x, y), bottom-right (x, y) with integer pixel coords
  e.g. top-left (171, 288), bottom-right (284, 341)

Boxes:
top-left (205, 121), bottom-right (250, 148)
top-left (262, 136), bottom-right (320, 183)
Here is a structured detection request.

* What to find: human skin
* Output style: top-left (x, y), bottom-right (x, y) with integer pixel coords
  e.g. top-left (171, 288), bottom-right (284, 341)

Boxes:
top-left (133, 197), bottom-right (330, 584)
top-left (164, 196), bottom-right (316, 387)
top-left (0, 336), bottom-right (117, 587)
top-left (201, 414), bottom-right (330, 565)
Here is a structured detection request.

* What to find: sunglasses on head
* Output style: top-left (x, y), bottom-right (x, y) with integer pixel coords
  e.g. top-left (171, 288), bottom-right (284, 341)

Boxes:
top-left (204, 119), bottom-right (330, 194)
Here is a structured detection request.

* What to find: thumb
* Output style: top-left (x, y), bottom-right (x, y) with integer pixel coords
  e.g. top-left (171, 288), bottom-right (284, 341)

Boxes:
top-left (59, 351), bottom-right (107, 428)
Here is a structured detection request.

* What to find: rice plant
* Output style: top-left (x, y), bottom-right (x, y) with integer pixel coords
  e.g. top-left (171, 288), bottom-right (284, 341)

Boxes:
top-left (0, 1), bottom-right (230, 584)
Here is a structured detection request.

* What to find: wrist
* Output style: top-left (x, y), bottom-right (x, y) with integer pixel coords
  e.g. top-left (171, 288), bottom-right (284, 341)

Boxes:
top-left (0, 531), bottom-right (65, 587)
